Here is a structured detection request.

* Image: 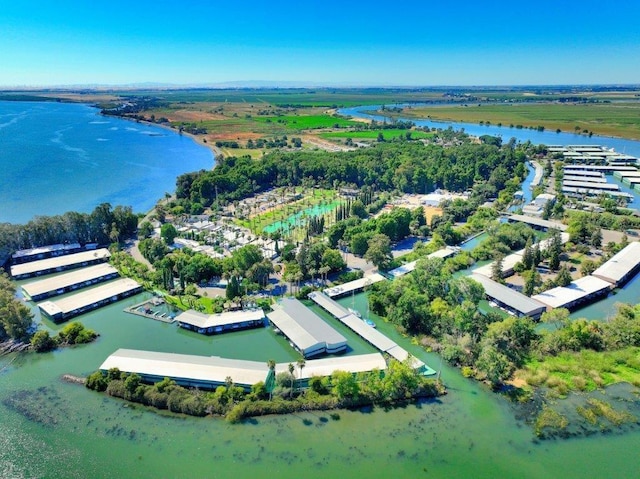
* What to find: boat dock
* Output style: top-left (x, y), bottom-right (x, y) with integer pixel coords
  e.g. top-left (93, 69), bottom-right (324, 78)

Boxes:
top-left (11, 248), bottom-right (111, 279)
top-left (175, 308), bottom-right (266, 334)
top-left (38, 278), bottom-right (142, 322)
top-left (21, 263), bottom-right (119, 301)
top-left (308, 291), bottom-right (432, 373)
top-left (124, 298), bottom-right (176, 323)
top-left (324, 273), bottom-right (386, 298)
top-left (591, 242), bottom-right (640, 287)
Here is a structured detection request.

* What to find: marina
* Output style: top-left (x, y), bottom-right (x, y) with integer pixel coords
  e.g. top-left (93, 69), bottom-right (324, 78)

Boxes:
top-left (10, 243), bottom-right (84, 264)
top-left (470, 273), bottom-right (546, 320)
top-left (175, 308), bottom-right (267, 335)
top-left (267, 297), bottom-right (347, 357)
top-left (38, 278), bottom-right (142, 322)
top-left (99, 348), bottom-right (387, 391)
top-left (591, 242), bottom-right (640, 287)
top-left (21, 263), bottom-right (119, 301)
top-left (10, 248), bottom-right (111, 279)
top-left (532, 275), bottom-right (612, 311)
top-left (309, 291), bottom-right (430, 373)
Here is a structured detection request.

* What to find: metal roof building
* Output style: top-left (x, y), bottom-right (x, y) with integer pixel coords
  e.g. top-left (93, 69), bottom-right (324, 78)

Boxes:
top-left (562, 180), bottom-right (619, 191)
top-left (324, 273), bottom-right (386, 298)
top-left (11, 243), bottom-right (83, 264)
top-left (175, 309), bottom-right (266, 335)
top-left (387, 247), bottom-right (458, 279)
top-left (38, 278), bottom-right (142, 322)
top-left (11, 248), bottom-right (111, 279)
top-left (507, 214), bottom-right (568, 232)
top-left (470, 273), bottom-right (546, 320)
top-left (21, 263), bottom-right (119, 301)
top-left (267, 297), bottom-right (347, 358)
top-left (591, 242), bottom-right (640, 287)
top-left (99, 349), bottom-right (387, 391)
top-left (532, 276), bottom-right (611, 311)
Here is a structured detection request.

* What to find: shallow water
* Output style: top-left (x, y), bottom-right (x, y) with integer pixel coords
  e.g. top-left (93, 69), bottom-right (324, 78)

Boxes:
top-left (2, 293), bottom-right (639, 478)
top-left (0, 101), bottom-right (214, 223)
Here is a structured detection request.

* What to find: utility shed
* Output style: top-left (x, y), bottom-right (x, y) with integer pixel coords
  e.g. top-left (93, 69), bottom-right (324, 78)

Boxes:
top-left (470, 273), bottom-right (546, 320)
top-left (591, 242), bottom-right (640, 287)
top-left (267, 297), bottom-right (347, 358)
top-left (532, 276), bottom-right (611, 311)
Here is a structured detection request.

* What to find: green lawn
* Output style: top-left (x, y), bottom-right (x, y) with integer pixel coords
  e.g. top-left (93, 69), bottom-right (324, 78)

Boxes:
top-left (253, 115), bottom-right (360, 129)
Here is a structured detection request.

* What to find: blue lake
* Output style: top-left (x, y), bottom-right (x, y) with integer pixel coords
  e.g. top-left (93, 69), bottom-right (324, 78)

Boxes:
top-left (0, 101), bottom-right (214, 224)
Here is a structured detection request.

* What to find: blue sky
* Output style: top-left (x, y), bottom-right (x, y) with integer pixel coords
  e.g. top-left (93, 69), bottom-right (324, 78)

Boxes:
top-left (1, 0), bottom-right (639, 87)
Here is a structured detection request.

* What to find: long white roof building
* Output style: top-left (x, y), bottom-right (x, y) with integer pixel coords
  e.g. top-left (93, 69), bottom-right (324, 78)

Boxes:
top-left (532, 276), bottom-right (611, 310)
top-left (591, 242), bottom-right (640, 287)
top-left (99, 349), bottom-right (387, 390)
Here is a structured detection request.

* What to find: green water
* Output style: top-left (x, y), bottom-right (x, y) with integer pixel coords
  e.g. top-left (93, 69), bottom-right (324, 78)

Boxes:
top-left (263, 201), bottom-right (341, 234)
top-left (1, 291), bottom-right (639, 478)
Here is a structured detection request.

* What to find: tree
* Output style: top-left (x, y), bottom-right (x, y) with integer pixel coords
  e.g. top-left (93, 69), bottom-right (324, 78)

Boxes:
top-left (137, 221), bottom-right (154, 240)
top-left (30, 330), bottom-right (56, 352)
top-left (523, 268), bottom-right (540, 296)
top-left (476, 346), bottom-right (514, 387)
top-left (288, 363), bottom-right (295, 396)
top-left (364, 234), bottom-right (393, 270)
top-left (160, 223), bottom-right (178, 245)
top-left (491, 253), bottom-right (504, 282)
top-left (0, 294), bottom-right (34, 341)
top-left (555, 266), bottom-right (572, 287)
top-left (226, 275), bottom-right (240, 300)
top-left (547, 228), bottom-right (563, 271)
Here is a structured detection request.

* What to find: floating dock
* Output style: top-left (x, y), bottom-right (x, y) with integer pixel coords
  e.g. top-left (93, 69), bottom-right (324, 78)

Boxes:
top-left (267, 297), bottom-right (347, 358)
top-left (591, 242), bottom-right (640, 287)
top-left (38, 278), bottom-right (142, 322)
top-left (470, 273), bottom-right (546, 320)
top-left (324, 273), bottom-right (386, 298)
top-left (176, 309), bottom-right (266, 334)
top-left (21, 263), bottom-right (119, 301)
top-left (11, 248), bottom-right (111, 279)
top-left (308, 291), bottom-right (431, 373)
top-left (99, 348), bottom-right (387, 391)
top-left (532, 276), bottom-right (611, 311)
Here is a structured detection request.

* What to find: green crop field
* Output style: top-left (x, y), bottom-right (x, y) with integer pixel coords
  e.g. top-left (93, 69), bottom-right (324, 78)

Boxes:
top-left (253, 115), bottom-right (360, 129)
top-left (320, 129), bottom-right (433, 140)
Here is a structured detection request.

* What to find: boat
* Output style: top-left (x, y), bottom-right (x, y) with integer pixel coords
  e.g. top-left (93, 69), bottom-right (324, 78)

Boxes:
top-left (348, 307), bottom-right (361, 318)
top-left (364, 318), bottom-right (376, 328)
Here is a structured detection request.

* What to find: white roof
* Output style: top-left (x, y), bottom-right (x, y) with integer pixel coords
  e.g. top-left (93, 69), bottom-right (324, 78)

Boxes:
top-left (12, 243), bottom-right (81, 260)
top-left (324, 273), bottom-right (386, 297)
top-left (387, 247), bottom-right (457, 278)
top-left (99, 349), bottom-right (387, 388)
top-left (591, 242), bottom-right (640, 285)
top-left (470, 273), bottom-right (546, 317)
top-left (563, 175), bottom-right (607, 183)
top-left (267, 298), bottom-right (347, 354)
top-left (11, 249), bottom-right (111, 277)
top-left (21, 263), bottom-right (118, 298)
top-left (38, 278), bottom-right (141, 316)
top-left (563, 180), bottom-right (619, 191)
top-left (176, 309), bottom-right (265, 329)
top-left (508, 214), bottom-right (568, 231)
top-left (532, 276), bottom-right (611, 309)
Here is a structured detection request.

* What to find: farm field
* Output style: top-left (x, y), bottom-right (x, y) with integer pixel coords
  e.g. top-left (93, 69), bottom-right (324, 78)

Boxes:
top-left (320, 128), bottom-right (434, 140)
top-left (253, 114), bottom-right (360, 129)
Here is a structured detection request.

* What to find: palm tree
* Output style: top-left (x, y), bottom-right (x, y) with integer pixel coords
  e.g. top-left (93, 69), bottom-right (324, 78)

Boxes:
top-left (288, 363), bottom-right (295, 397)
top-left (296, 358), bottom-right (306, 393)
top-left (266, 359), bottom-right (276, 400)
